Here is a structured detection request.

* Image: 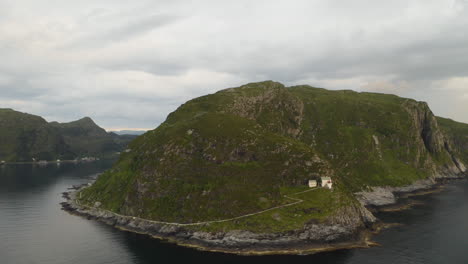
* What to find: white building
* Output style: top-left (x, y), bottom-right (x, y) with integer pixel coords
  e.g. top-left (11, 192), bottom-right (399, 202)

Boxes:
top-left (321, 177), bottom-right (333, 189)
top-left (308, 180), bottom-right (317, 188)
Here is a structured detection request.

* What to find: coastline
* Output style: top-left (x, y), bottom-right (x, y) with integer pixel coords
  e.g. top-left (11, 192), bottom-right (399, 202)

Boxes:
top-left (61, 174), bottom-right (465, 256)
top-left (356, 175), bottom-right (465, 210)
top-left (61, 184), bottom-right (378, 256)
top-left (1, 159), bottom-right (97, 165)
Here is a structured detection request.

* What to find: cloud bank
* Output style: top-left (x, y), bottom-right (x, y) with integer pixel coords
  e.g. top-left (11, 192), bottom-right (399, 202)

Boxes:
top-left (1, 0), bottom-right (468, 129)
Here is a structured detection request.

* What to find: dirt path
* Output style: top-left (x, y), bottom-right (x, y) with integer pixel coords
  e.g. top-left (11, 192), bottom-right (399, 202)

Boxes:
top-left (74, 187), bottom-right (322, 226)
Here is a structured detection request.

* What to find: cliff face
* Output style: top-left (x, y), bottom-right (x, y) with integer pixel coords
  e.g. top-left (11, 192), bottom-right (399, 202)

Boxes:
top-left (225, 82), bottom-right (304, 138)
top-left (287, 86), bottom-right (466, 192)
top-left (436, 116), bottom-right (468, 170)
top-left (401, 101), bottom-right (465, 176)
top-left (80, 81), bottom-right (467, 235)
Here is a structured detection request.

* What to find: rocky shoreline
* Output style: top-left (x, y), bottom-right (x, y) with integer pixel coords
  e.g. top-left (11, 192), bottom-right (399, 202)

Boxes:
top-left (356, 175), bottom-right (465, 209)
top-left (61, 185), bottom-right (378, 255)
top-left (61, 174), bottom-right (465, 255)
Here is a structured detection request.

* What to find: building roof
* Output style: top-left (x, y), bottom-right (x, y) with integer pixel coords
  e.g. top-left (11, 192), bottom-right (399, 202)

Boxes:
top-left (321, 177), bottom-right (332, 181)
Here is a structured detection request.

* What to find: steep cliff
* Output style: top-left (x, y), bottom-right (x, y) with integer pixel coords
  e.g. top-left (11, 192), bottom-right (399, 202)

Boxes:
top-left (287, 86), bottom-right (465, 190)
top-left (436, 116), bottom-right (468, 169)
top-left (80, 81), bottom-right (466, 235)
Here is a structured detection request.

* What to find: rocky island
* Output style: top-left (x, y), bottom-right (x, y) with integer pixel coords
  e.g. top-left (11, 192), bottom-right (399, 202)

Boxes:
top-left (62, 81), bottom-right (468, 255)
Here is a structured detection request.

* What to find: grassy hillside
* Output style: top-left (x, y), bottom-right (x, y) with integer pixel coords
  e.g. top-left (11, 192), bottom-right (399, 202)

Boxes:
top-left (0, 109), bottom-right (136, 162)
top-left (288, 86), bottom-right (456, 190)
top-left (80, 81), bottom-right (467, 232)
top-left (0, 109), bottom-right (73, 161)
top-left (50, 117), bottom-right (135, 157)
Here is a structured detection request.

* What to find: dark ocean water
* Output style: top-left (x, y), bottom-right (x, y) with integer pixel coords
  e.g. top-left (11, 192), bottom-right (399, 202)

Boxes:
top-left (0, 162), bottom-right (467, 264)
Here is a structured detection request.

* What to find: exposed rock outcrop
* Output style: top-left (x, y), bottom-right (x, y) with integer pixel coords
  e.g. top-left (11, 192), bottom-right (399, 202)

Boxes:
top-left (402, 100), bottom-right (466, 177)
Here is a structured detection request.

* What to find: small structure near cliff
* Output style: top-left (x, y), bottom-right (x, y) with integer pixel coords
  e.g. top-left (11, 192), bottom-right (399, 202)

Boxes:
top-left (308, 180), bottom-right (317, 188)
top-left (321, 177), bottom-right (333, 189)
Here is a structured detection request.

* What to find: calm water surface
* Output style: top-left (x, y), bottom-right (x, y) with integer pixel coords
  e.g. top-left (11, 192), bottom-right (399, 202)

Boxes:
top-left (0, 162), bottom-right (467, 264)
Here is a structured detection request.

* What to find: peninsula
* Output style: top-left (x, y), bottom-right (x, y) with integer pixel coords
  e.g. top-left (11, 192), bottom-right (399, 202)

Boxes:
top-left (63, 81), bottom-right (468, 255)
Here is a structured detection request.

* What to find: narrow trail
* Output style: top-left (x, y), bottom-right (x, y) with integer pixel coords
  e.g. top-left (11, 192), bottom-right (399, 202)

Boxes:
top-left (73, 187), bottom-right (323, 227)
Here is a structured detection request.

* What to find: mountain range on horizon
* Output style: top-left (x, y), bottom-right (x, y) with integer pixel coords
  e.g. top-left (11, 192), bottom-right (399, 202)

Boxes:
top-left (110, 130), bottom-right (147, 136)
top-left (0, 108), bottom-right (137, 162)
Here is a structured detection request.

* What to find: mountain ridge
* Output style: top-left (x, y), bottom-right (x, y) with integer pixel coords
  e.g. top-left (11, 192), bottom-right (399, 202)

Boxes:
top-left (0, 109), bottom-right (136, 162)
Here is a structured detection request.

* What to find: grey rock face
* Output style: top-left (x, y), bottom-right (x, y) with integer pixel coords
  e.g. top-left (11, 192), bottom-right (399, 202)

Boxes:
top-left (356, 188), bottom-right (396, 207)
top-left (355, 179), bottom-right (436, 207)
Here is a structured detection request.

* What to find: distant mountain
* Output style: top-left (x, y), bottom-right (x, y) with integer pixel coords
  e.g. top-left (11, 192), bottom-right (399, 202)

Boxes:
top-left (50, 117), bottom-right (137, 158)
top-left (0, 109), bottom-right (74, 161)
top-left (0, 109), bottom-right (136, 162)
top-left (111, 130), bottom-right (147, 136)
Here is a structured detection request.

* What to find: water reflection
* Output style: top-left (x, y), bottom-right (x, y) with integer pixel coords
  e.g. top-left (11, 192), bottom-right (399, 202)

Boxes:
top-left (116, 229), bottom-right (355, 264)
top-left (0, 161), bottom-right (466, 264)
top-left (0, 161), bottom-right (114, 193)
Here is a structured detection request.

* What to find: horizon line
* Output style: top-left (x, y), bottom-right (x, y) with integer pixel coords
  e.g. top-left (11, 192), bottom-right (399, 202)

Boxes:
top-left (105, 128), bottom-right (151, 132)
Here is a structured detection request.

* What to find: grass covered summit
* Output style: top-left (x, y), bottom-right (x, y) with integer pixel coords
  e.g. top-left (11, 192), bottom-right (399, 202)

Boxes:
top-left (80, 81), bottom-right (467, 232)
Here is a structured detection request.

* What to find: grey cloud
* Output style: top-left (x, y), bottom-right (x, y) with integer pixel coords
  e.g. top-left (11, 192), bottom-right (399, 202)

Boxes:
top-left (40, 95), bottom-right (181, 129)
top-left (1, 0), bottom-right (468, 127)
top-left (99, 58), bottom-right (188, 76)
top-left (63, 13), bottom-right (180, 50)
top-left (0, 75), bottom-right (50, 100)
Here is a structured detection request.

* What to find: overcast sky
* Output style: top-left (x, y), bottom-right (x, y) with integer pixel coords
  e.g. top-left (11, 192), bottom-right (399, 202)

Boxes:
top-left (1, 0), bottom-right (468, 130)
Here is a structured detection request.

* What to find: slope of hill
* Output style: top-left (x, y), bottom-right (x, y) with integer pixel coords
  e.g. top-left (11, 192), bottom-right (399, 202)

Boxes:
top-left (50, 117), bottom-right (136, 157)
top-left (0, 109), bottom-right (136, 162)
top-left (0, 109), bottom-right (73, 162)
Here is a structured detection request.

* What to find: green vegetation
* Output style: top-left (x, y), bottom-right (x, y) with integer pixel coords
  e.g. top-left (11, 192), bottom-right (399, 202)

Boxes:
top-left (79, 81), bottom-right (468, 233)
top-left (0, 108), bottom-right (73, 161)
top-left (0, 109), bottom-right (136, 162)
top-left (50, 117), bottom-right (135, 157)
top-left (192, 186), bottom-right (349, 233)
top-left (437, 116), bottom-right (468, 165)
top-left (288, 86), bottom-right (442, 191)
